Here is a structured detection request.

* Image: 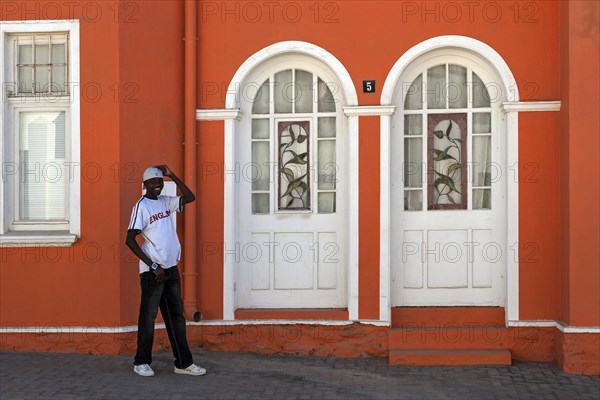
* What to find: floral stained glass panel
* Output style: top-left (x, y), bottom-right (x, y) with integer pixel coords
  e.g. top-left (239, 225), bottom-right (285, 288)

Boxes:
top-left (427, 114), bottom-right (467, 210)
top-left (278, 121), bottom-right (310, 210)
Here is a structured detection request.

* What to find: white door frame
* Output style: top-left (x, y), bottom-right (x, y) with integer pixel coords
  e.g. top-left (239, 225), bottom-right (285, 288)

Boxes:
top-left (379, 36), bottom-right (520, 324)
top-left (222, 41), bottom-right (359, 320)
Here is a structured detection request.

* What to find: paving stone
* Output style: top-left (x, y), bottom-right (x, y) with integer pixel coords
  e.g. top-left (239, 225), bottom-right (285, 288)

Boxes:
top-left (0, 350), bottom-right (599, 400)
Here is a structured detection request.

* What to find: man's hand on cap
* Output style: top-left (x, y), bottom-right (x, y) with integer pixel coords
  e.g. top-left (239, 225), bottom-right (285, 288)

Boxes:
top-left (155, 165), bottom-right (173, 178)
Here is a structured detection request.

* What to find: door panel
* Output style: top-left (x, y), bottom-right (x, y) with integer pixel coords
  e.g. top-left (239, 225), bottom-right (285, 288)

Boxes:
top-left (427, 229), bottom-right (468, 288)
top-left (273, 232), bottom-right (314, 289)
top-left (394, 212), bottom-right (500, 306)
top-left (237, 69), bottom-right (347, 309)
top-left (391, 58), bottom-right (506, 308)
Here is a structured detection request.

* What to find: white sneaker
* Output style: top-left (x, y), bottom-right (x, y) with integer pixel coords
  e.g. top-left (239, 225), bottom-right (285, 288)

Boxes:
top-left (134, 364), bottom-right (154, 377)
top-left (174, 363), bottom-right (206, 376)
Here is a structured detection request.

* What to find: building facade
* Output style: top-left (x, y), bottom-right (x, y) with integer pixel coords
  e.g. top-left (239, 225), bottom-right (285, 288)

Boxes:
top-left (1, 0), bottom-right (598, 375)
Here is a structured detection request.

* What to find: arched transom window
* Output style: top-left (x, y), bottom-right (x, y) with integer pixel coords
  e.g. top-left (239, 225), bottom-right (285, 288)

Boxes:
top-left (251, 69), bottom-right (337, 214)
top-left (403, 64), bottom-right (493, 211)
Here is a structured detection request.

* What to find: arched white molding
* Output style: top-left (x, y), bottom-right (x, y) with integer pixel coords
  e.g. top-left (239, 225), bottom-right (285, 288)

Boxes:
top-left (226, 41), bottom-right (358, 109)
top-left (381, 35), bottom-right (519, 105)
top-left (222, 41), bottom-right (359, 321)
top-left (379, 35), bottom-right (520, 325)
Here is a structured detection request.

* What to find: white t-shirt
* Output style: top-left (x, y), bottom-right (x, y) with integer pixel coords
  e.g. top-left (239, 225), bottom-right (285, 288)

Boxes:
top-left (128, 195), bottom-right (183, 274)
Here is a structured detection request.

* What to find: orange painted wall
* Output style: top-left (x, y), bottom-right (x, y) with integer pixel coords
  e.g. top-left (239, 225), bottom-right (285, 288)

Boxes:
top-left (196, 120), bottom-right (225, 320)
top-left (518, 112), bottom-right (561, 321)
top-left (196, 0), bottom-right (563, 320)
top-left (1, 1), bottom-right (598, 375)
top-left (198, 1), bottom-right (561, 108)
top-left (117, 0), bottom-right (185, 326)
top-left (559, 0), bottom-right (600, 327)
top-left (358, 117), bottom-right (380, 320)
top-left (1, 1), bottom-right (123, 328)
top-left (559, 0), bottom-right (572, 328)
top-left (0, 1), bottom-right (185, 330)
top-left (2, 0), bottom-right (594, 333)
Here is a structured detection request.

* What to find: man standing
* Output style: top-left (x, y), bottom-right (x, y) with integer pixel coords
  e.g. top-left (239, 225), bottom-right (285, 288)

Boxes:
top-left (125, 165), bottom-right (205, 377)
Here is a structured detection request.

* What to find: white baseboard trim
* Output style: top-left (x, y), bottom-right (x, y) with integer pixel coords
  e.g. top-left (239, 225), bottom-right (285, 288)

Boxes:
top-left (188, 319), bottom-right (391, 327)
top-left (0, 325), bottom-right (155, 334)
top-left (0, 320), bottom-right (391, 334)
top-left (508, 320), bottom-right (600, 334)
top-left (1, 320), bottom-right (597, 334)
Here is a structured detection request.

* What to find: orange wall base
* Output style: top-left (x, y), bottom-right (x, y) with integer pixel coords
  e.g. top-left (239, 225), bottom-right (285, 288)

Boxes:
top-left (0, 330), bottom-right (168, 355)
top-left (0, 324), bottom-right (388, 358)
top-left (1, 325), bottom-right (597, 375)
top-left (389, 326), bottom-right (557, 363)
top-left (556, 332), bottom-right (600, 375)
top-left (188, 324), bottom-right (388, 358)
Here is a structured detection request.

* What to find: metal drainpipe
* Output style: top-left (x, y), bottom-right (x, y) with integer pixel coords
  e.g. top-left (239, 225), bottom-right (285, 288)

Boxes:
top-left (183, 0), bottom-right (200, 322)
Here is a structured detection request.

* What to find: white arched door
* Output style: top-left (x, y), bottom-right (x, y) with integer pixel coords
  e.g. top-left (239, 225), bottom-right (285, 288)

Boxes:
top-left (390, 51), bottom-right (507, 307)
top-left (236, 57), bottom-right (348, 309)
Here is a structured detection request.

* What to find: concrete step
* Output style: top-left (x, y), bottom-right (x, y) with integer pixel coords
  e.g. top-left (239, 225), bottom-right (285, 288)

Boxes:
top-left (391, 307), bottom-right (505, 328)
top-left (388, 326), bottom-right (511, 350)
top-left (234, 308), bottom-right (348, 320)
top-left (389, 348), bottom-right (512, 366)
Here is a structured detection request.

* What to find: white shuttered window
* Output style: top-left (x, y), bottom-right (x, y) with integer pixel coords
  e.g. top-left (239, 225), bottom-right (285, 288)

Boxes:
top-left (1, 21), bottom-right (80, 246)
top-left (18, 111), bottom-right (67, 221)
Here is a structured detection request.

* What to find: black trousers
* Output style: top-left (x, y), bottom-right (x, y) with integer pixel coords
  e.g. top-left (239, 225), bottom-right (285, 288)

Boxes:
top-left (134, 266), bottom-right (193, 369)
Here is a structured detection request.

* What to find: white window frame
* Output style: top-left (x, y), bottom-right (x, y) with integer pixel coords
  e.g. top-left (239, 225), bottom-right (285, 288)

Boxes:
top-left (0, 20), bottom-right (80, 247)
top-left (400, 57), bottom-right (495, 212)
top-left (7, 32), bottom-right (70, 96)
top-left (249, 67), bottom-right (339, 215)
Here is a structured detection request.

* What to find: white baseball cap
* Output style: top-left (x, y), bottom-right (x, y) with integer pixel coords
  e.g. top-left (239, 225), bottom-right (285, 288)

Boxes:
top-left (143, 167), bottom-right (163, 182)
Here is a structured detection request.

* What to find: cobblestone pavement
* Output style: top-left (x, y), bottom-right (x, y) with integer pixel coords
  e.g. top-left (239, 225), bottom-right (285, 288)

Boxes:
top-left (1, 350), bottom-right (599, 400)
